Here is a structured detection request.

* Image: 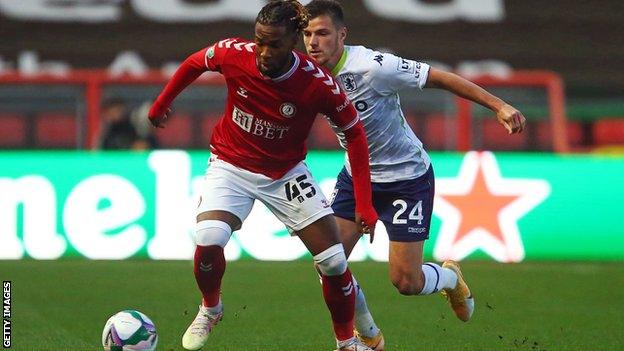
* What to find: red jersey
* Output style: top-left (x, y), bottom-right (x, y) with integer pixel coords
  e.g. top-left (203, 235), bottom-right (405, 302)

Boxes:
top-left (149, 38), bottom-right (378, 227)
top-left (194, 38), bottom-right (358, 179)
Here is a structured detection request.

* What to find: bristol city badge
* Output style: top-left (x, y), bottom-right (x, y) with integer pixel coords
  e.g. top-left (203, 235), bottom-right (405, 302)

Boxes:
top-left (279, 102), bottom-right (297, 118)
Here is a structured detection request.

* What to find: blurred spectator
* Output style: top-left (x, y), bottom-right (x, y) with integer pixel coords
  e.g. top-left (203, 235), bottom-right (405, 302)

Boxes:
top-left (130, 101), bottom-right (159, 150)
top-left (99, 99), bottom-right (158, 150)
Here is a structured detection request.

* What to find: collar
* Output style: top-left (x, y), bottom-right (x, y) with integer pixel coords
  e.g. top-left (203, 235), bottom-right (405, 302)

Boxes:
top-left (271, 52), bottom-right (300, 82)
top-left (330, 48), bottom-right (348, 76)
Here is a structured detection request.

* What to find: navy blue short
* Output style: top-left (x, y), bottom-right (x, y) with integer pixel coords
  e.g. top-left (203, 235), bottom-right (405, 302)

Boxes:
top-left (330, 165), bottom-right (435, 242)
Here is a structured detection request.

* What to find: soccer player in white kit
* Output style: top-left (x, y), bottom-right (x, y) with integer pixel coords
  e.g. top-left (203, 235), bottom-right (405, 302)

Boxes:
top-left (303, 1), bottom-right (527, 349)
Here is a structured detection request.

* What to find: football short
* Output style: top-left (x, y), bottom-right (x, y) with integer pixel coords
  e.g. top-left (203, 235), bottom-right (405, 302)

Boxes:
top-left (197, 155), bottom-right (334, 233)
top-left (330, 165), bottom-right (435, 242)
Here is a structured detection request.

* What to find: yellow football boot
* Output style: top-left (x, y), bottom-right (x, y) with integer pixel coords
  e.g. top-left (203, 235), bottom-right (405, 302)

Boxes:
top-left (354, 329), bottom-right (385, 351)
top-left (441, 260), bottom-right (474, 322)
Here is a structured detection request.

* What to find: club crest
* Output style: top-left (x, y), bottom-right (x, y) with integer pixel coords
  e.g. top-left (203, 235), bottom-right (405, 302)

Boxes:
top-left (340, 73), bottom-right (358, 92)
top-left (280, 102), bottom-right (297, 118)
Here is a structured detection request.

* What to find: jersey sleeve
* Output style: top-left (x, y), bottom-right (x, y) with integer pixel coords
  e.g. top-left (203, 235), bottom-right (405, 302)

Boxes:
top-left (204, 38), bottom-right (242, 72)
top-left (368, 52), bottom-right (430, 95)
top-left (319, 84), bottom-right (359, 131)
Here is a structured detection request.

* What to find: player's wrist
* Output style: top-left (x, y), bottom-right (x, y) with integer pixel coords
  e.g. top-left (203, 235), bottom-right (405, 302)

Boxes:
top-left (148, 100), bottom-right (168, 119)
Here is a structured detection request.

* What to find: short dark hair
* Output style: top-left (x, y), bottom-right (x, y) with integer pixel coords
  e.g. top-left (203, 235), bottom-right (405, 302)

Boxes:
top-left (256, 0), bottom-right (309, 34)
top-left (305, 0), bottom-right (345, 27)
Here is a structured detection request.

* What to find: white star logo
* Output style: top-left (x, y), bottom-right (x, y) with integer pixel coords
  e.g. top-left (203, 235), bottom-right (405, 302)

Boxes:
top-left (433, 152), bottom-right (551, 262)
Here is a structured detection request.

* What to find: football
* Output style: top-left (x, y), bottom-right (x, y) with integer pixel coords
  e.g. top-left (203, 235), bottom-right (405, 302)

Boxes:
top-left (102, 310), bottom-right (158, 351)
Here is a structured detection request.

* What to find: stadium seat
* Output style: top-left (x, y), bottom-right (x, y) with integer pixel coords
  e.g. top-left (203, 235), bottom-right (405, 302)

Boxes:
top-left (154, 113), bottom-right (192, 148)
top-left (308, 117), bottom-right (340, 149)
top-left (424, 114), bottom-right (448, 150)
top-left (35, 113), bottom-right (78, 148)
top-left (0, 113), bottom-right (27, 147)
top-left (536, 120), bottom-right (584, 150)
top-left (592, 118), bottom-right (624, 145)
top-left (402, 111), bottom-right (423, 136)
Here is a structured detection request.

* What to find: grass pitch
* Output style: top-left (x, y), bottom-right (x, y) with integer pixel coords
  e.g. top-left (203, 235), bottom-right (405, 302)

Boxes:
top-left (1, 260), bottom-right (623, 350)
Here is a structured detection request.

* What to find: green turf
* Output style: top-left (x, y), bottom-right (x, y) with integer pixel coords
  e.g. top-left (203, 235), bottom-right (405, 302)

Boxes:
top-left (1, 260), bottom-right (623, 350)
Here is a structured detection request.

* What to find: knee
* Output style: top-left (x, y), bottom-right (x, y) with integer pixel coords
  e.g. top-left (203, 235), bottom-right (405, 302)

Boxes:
top-left (391, 274), bottom-right (424, 296)
top-left (313, 243), bottom-right (347, 276)
top-left (195, 220), bottom-right (232, 248)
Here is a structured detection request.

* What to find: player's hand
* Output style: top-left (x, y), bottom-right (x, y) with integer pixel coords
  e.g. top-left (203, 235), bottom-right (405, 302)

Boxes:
top-left (148, 101), bottom-right (171, 128)
top-left (355, 208), bottom-right (378, 243)
top-left (496, 103), bottom-right (526, 134)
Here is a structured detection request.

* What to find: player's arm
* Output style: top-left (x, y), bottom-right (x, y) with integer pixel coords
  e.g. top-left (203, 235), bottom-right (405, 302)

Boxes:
top-left (425, 68), bottom-right (526, 134)
top-left (148, 48), bottom-right (212, 128)
top-left (326, 96), bottom-right (378, 240)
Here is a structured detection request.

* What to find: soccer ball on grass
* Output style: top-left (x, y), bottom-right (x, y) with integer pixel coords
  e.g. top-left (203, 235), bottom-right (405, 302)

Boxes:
top-left (102, 310), bottom-right (158, 351)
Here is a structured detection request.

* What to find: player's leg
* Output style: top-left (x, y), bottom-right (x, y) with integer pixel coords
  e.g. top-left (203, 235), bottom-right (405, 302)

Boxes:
top-left (335, 217), bottom-right (362, 257)
top-left (388, 241), bottom-right (473, 321)
top-left (183, 158), bottom-right (255, 350)
top-left (297, 215), bottom-right (372, 351)
top-left (388, 241), bottom-right (453, 294)
top-left (384, 165), bottom-right (473, 321)
top-left (259, 163), bottom-right (372, 351)
top-left (330, 169), bottom-right (384, 350)
top-left (193, 210), bottom-right (240, 310)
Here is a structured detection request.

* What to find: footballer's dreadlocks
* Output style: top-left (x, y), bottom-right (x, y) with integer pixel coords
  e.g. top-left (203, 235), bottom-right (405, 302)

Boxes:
top-left (256, 0), bottom-right (309, 34)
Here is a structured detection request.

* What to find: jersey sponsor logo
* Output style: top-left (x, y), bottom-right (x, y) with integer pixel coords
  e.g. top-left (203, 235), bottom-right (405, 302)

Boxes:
top-left (232, 106), bottom-right (290, 140)
top-left (279, 103), bottom-right (296, 118)
top-left (340, 73), bottom-right (358, 92)
top-left (336, 98), bottom-right (351, 112)
top-left (397, 58), bottom-right (415, 73)
top-left (374, 54), bottom-right (384, 66)
top-left (355, 100), bottom-right (368, 112)
top-left (232, 106), bottom-right (254, 132)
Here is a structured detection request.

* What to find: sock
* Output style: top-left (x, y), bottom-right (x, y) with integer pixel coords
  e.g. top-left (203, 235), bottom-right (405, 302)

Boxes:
top-left (193, 245), bottom-right (226, 308)
top-left (322, 268), bottom-right (356, 341)
top-left (419, 262), bottom-right (458, 295)
top-left (201, 300), bottom-right (223, 316)
top-left (352, 276), bottom-right (380, 338)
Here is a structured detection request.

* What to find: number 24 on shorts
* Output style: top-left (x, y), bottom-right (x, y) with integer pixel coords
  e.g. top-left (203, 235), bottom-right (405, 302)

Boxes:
top-left (392, 199), bottom-right (423, 225)
top-left (285, 174), bottom-right (317, 203)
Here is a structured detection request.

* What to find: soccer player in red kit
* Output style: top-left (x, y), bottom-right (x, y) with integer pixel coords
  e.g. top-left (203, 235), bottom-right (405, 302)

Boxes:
top-left (148, 1), bottom-right (377, 350)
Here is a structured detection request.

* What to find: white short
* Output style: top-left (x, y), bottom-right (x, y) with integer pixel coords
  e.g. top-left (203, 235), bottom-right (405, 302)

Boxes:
top-left (197, 155), bottom-right (334, 232)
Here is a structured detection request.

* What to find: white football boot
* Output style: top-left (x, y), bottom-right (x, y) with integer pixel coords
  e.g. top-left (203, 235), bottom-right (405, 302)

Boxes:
top-left (336, 337), bottom-right (375, 351)
top-left (182, 305), bottom-right (223, 350)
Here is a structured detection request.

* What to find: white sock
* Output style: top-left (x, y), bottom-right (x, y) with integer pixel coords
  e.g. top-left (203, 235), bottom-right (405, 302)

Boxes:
top-left (352, 276), bottom-right (380, 338)
top-left (201, 300), bottom-right (223, 316)
top-left (419, 263), bottom-right (458, 295)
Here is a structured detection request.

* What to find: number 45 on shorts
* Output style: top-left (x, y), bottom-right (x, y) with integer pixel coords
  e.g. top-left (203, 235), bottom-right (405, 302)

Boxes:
top-left (285, 174), bottom-right (317, 203)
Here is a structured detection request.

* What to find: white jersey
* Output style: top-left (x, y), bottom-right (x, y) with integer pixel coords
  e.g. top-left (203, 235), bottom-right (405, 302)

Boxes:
top-left (328, 45), bottom-right (431, 182)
